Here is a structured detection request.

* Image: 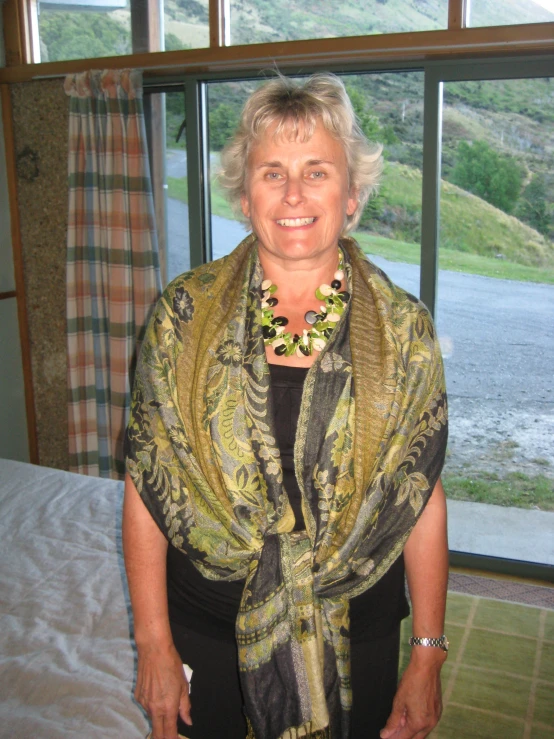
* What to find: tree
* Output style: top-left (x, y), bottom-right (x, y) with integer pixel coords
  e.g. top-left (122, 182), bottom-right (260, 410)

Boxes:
top-left (345, 85), bottom-right (382, 143)
top-left (451, 140), bottom-right (523, 214)
top-left (39, 10), bottom-right (130, 62)
top-left (209, 103), bottom-right (240, 151)
top-left (515, 174), bottom-right (551, 237)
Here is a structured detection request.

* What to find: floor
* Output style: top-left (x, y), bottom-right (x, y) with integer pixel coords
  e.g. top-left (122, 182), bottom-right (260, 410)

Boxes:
top-left (399, 583), bottom-right (554, 739)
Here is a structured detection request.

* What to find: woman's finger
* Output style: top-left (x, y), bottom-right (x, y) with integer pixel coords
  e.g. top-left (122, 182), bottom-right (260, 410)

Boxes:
top-left (179, 686), bottom-right (193, 726)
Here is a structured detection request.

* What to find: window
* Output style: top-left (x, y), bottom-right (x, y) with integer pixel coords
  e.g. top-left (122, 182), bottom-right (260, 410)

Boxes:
top-left (145, 87), bottom-right (191, 285)
top-left (437, 73), bottom-right (554, 566)
top-left (468, 0), bottom-right (554, 28)
top-left (36, 0), bottom-right (208, 63)
top-left (205, 71), bottom-right (425, 296)
top-left (228, 0), bottom-right (448, 45)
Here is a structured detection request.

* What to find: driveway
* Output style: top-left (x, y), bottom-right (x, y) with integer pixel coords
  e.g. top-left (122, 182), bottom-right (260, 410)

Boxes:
top-left (165, 199), bottom-right (554, 479)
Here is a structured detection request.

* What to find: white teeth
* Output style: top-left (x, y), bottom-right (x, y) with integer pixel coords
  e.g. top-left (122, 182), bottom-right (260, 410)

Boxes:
top-left (276, 217), bottom-right (316, 227)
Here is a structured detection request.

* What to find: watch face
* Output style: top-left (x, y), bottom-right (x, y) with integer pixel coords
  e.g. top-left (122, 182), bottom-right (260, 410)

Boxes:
top-left (442, 636), bottom-right (449, 651)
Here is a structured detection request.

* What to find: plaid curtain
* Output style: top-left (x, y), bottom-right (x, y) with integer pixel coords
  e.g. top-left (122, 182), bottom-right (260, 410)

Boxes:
top-left (65, 69), bottom-right (162, 479)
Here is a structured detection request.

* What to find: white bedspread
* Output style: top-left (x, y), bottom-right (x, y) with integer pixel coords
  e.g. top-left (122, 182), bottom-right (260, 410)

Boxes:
top-left (0, 459), bottom-right (149, 738)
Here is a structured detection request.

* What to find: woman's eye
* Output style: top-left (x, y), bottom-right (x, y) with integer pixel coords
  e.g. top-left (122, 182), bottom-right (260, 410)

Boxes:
top-left (266, 172), bottom-right (282, 180)
top-left (310, 171), bottom-right (325, 179)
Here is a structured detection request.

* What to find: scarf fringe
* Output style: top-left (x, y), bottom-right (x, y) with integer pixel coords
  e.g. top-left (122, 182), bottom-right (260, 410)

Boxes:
top-left (246, 717), bottom-right (330, 739)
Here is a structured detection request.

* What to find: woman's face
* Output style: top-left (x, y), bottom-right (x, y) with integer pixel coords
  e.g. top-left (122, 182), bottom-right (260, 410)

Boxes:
top-left (241, 119), bottom-right (357, 266)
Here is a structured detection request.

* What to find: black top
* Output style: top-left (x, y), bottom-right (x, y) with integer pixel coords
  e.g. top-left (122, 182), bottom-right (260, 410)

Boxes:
top-left (167, 363), bottom-right (409, 642)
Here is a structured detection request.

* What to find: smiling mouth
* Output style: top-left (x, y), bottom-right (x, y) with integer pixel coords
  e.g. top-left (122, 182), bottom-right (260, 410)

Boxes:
top-left (275, 217), bottom-right (316, 227)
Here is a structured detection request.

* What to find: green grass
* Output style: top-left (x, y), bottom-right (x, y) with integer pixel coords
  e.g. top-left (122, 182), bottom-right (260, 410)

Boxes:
top-left (168, 173), bottom-right (554, 284)
top-left (443, 472), bottom-right (554, 511)
top-left (354, 231), bottom-right (554, 284)
top-left (168, 175), bottom-right (236, 222)
top-left (167, 176), bottom-right (188, 202)
top-left (381, 162), bottom-right (554, 269)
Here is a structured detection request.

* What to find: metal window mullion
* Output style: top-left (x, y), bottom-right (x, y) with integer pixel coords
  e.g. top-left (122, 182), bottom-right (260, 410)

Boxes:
top-left (419, 70), bottom-right (443, 318)
top-left (185, 79), bottom-right (211, 267)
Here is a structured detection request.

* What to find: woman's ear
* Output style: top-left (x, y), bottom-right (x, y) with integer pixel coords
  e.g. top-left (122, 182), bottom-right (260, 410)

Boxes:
top-left (346, 188), bottom-right (358, 217)
top-left (240, 193), bottom-right (250, 219)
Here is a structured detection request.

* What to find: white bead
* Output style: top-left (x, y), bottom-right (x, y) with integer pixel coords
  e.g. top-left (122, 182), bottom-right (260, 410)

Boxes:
top-left (319, 284), bottom-right (333, 297)
top-left (313, 338), bottom-right (326, 352)
top-left (296, 345), bottom-right (304, 358)
top-left (334, 269), bottom-right (345, 281)
top-left (327, 312), bottom-right (340, 322)
top-left (262, 279), bottom-right (272, 291)
top-left (320, 305), bottom-right (327, 313)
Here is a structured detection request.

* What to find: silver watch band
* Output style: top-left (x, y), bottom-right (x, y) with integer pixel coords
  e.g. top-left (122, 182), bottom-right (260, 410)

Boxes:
top-left (409, 634), bottom-right (449, 652)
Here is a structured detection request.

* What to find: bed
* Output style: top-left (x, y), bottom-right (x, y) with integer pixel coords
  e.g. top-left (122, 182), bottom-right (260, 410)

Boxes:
top-left (0, 458), bottom-right (149, 738)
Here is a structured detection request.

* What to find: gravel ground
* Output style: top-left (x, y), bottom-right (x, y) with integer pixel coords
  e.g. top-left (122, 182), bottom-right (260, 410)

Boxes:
top-left (165, 200), bottom-right (554, 482)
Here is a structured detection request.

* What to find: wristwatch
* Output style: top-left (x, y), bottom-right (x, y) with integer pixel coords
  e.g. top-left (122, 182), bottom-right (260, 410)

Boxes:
top-left (409, 634), bottom-right (449, 652)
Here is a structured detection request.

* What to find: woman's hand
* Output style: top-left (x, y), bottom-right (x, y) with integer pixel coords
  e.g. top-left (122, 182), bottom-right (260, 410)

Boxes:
top-left (381, 477), bottom-right (448, 738)
top-left (135, 641), bottom-right (192, 739)
top-left (380, 649), bottom-right (445, 739)
top-left (123, 475), bottom-right (191, 739)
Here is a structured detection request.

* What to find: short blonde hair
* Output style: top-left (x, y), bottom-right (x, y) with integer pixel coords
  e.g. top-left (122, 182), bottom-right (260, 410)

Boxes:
top-left (219, 73), bottom-right (383, 234)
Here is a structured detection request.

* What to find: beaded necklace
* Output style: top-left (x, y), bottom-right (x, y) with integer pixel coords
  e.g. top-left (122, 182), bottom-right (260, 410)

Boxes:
top-left (261, 252), bottom-right (350, 357)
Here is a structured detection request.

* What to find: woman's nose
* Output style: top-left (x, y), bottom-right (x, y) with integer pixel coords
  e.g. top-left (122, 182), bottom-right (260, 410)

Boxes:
top-left (282, 175), bottom-right (305, 206)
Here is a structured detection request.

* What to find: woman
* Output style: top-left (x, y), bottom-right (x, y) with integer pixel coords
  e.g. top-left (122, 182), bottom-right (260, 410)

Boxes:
top-left (123, 73), bottom-right (448, 739)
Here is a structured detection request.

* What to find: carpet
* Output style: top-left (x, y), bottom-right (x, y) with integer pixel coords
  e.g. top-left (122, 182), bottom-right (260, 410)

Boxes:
top-left (398, 592), bottom-right (554, 738)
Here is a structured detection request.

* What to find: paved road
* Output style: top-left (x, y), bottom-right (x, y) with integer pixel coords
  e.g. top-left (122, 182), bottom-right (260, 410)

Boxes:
top-left (165, 198), bottom-right (554, 472)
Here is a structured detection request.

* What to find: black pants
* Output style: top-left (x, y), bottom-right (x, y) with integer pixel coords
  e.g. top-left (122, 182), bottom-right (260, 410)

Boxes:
top-left (171, 622), bottom-right (400, 739)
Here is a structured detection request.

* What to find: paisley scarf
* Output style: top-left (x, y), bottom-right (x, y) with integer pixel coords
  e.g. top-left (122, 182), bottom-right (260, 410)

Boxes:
top-left (126, 235), bottom-right (448, 739)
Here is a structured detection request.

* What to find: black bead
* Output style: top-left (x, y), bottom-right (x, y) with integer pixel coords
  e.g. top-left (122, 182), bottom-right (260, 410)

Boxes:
top-left (338, 291), bottom-right (350, 302)
top-left (299, 343), bottom-right (310, 356)
top-left (266, 297), bottom-right (278, 307)
top-left (331, 279), bottom-right (341, 290)
top-left (324, 328), bottom-right (333, 338)
top-left (274, 344), bottom-right (287, 356)
top-left (273, 315), bottom-right (289, 326)
top-left (263, 325), bottom-right (277, 339)
top-left (293, 334), bottom-right (300, 343)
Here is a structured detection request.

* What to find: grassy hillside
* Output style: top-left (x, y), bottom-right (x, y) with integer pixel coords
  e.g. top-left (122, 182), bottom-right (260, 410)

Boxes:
top-left (379, 162), bottom-right (554, 267)
top-left (168, 161), bottom-right (554, 284)
top-left (160, 0), bottom-right (554, 46)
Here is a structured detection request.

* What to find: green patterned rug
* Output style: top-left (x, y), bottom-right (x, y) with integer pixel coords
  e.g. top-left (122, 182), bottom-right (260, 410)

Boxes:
top-left (399, 593), bottom-right (554, 738)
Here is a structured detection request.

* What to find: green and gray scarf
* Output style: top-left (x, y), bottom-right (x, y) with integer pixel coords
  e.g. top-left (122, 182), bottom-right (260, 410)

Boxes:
top-left (126, 235), bottom-right (448, 739)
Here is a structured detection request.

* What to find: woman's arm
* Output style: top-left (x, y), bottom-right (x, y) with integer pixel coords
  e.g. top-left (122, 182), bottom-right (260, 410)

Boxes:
top-left (123, 473), bottom-right (192, 739)
top-left (380, 478), bottom-right (449, 739)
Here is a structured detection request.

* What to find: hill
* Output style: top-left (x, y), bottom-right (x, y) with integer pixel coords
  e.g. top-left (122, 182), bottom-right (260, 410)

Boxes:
top-left (373, 162), bottom-right (554, 268)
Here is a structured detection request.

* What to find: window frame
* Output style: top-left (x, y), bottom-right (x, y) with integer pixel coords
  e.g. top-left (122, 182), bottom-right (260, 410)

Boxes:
top-left (2, 0), bottom-right (554, 73)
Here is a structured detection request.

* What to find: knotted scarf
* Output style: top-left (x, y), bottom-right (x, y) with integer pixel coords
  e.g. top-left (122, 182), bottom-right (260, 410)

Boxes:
top-left (126, 235), bottom-right (448, 739)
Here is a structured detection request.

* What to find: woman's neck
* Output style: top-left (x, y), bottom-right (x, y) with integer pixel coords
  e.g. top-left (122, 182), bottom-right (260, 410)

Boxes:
top-left (257, 247), bottom-right (340, 302)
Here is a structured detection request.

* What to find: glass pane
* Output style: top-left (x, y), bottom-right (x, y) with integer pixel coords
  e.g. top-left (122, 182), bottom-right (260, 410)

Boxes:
top-left (348, 72), bottom-right (423, 298)
top-left (229, 0), bottom-right (448, 45)
top-left (206, 72), bottom-right (424, 297)
top-left (468, 0), bottom-right (554, 27)
top-left (38, 1), bottom-right (132, 61)
top-left (163, 0), bottom-right (209, 51)
top-left (438, 77), bottom-right (554, 565)
top-left (146, 89), bottom-right (190, 285)
top-left (207, 80), bottom-right (258, 261)
top-left (37, 0), bottom-right (207, 63)
top-left (165, 90), bottom-right (191, 281)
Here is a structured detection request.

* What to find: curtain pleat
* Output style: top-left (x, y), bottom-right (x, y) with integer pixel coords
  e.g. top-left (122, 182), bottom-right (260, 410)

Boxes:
top-left (65, 69), bottom-right (162, 479)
